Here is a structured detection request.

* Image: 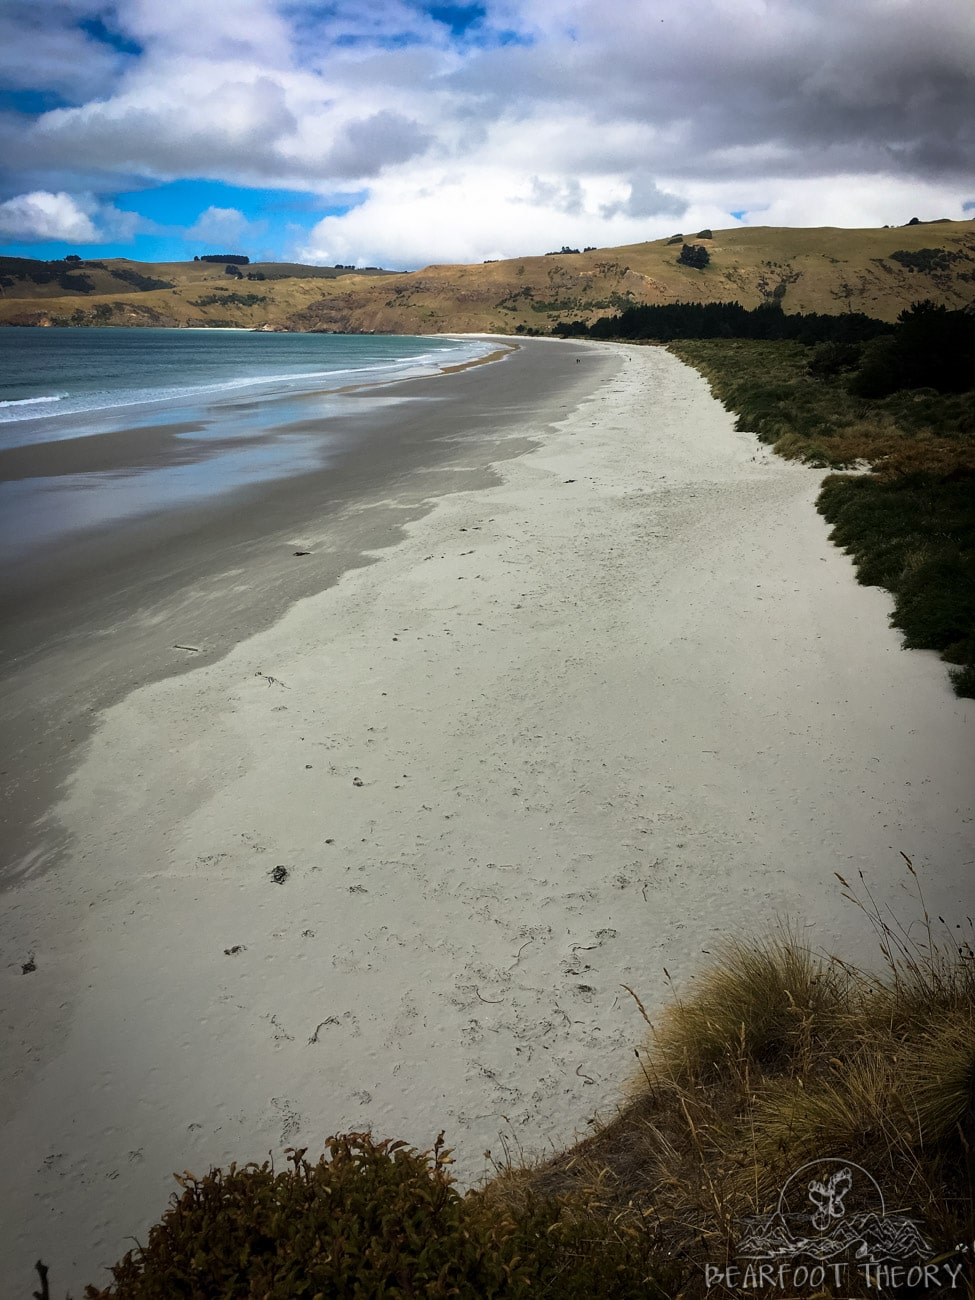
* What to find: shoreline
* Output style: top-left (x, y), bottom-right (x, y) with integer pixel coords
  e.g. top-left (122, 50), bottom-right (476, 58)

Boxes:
top-left (1, 341), bottom-right (972, 1290)
top-left (0, 338), bottom-right (601, 889)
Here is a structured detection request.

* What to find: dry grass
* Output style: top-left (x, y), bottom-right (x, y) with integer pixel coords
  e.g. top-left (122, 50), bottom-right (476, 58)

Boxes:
top-left (489, 865), bottom-right (975, 1298)
top-left (2, 219), bottom-right (974, 333)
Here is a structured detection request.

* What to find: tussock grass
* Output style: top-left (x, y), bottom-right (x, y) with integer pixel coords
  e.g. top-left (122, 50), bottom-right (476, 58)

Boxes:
top-left (494, 866), bottom-right (975, 1297)
top-left (642, 930), bottom-right (850, 1086)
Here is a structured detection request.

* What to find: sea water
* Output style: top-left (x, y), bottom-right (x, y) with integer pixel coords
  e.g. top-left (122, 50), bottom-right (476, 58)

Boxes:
top-left (0, 329), bottom-right (496, 560)
top-left (0, 328), bottom-right (493, 448)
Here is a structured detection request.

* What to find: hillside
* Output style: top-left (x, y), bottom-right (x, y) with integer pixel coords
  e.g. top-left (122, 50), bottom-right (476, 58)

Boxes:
top-left (1, 220), bottom-right (973, 333)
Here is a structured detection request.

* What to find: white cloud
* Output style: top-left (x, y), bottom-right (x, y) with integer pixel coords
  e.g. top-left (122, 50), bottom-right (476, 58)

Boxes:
top-left (730, 175), bottom-right (973, 231)
top-left (3, 0), bottom-right (974, 265)
top-left (0, 190), bottom-right (100, 242)
top-left (184, 205), bottom-right (254, 245)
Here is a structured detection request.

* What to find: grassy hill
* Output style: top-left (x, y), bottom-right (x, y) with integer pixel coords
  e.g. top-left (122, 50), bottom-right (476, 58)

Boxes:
top-left (0, 256), bottom-right (399, 330)
top-left (2, 220), bottom-right (973, 333)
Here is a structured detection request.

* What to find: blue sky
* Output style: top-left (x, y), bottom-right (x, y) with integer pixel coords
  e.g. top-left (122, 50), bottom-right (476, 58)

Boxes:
top-left (1, 1), bottom-right (972, 269)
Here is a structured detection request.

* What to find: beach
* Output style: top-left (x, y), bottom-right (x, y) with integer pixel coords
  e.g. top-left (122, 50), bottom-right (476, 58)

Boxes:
top-left (1, 339), bottom-right (972, 1293)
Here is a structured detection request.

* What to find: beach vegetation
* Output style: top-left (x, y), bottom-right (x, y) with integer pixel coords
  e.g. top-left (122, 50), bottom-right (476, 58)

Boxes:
top-left (77, 872), bottom-right (974, 1299)
top-left (666, 323), bottom-right (975, 695)
top-left (489, 870), bottom-right (975, 1299)
top-left (80, 1133), bottom-right (667, 1299)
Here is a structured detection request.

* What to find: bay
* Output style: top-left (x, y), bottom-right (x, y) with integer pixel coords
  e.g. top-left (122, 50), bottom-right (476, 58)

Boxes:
top-left (0, 328), bottom-right (496, 561)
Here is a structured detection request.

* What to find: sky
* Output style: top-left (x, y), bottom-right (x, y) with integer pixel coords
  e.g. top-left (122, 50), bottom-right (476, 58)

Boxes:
top-left (0, 0), bottom-right (973, 270)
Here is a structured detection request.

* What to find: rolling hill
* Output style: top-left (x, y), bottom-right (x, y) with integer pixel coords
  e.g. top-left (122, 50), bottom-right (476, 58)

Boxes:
top-left (2, 219), bottom-right (973, 334)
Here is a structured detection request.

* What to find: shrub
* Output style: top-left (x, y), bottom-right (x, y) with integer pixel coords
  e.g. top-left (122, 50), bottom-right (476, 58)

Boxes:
top-left (110, 268), bottom-right (174, 292)
top-left (57, 271), bottom-right (96, 293)
top-left (678, 244), bottom-right (710, 269)
top-left (191, 291), bottom-right (268, 308)
top-left (807, 340), bottom-right (863, 378)
top-left (83, 1133), bottom-right (667, 1299)
top-left (889, 248), bottom-right (959, 274)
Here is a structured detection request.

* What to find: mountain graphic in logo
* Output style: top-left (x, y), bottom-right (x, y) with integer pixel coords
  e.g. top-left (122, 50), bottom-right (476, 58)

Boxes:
top-left (738, 1159), bottom-right (930, 1264)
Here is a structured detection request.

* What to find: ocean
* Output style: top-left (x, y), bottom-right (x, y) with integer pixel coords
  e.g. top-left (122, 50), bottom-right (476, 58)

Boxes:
top-left (0, 328), bottom-right (496, 560)
top-left (0, 328), bottom-right (494, 447)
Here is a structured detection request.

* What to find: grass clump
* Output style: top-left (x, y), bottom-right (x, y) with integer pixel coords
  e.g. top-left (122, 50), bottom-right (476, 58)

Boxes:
top-left (504, 870), bottom-right (975, 1297)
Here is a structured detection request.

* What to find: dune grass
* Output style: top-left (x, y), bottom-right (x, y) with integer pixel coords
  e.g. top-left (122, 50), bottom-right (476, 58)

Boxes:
top-left (490, 866), bottom-right (975, 1297)
top-left (669, 338), bottom-right (975, 696)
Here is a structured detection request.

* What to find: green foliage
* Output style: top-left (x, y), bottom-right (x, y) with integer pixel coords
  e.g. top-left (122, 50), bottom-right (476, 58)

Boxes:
top-left (110, 268), bottom-right (175, 292)
top-left (818, 475), bottom-right (975, 687)
top-left (57, 271), bottom-right (96, 293)
top-left (807, 339), bottom-right (863, 378)
top-left (850, 300), bottom-right (975, 397)
top-left (678, 243), bottom-right (710, 269)
top-left (588, 299), bottom-right (889, 344)
top-left (0, 256), bottom-right (97, 292)
top-left (83, 1133), bottom-right (666, 1299)
top-left (889, 248), bottom-right (960, 274)
top-left (191, 292), bottom-right (268, 308)
top-left (199, 254), bottom-right (250, 264)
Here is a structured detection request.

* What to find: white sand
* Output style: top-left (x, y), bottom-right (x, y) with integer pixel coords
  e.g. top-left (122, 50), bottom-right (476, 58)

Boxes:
top-left (2, 343), bottom-right (972, 1291)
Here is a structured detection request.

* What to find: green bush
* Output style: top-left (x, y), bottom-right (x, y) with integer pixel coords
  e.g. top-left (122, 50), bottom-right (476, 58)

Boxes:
top-left (110, 268), bottom-right (175, 293)
top-left (82, 1133), bottom-right (667, 1299)
top-left (889, 248), bottom-right (959, 274)
top-left (807, 340), bottom-right (863, 378)
top-left (677, 243), bottom-right (710, 269)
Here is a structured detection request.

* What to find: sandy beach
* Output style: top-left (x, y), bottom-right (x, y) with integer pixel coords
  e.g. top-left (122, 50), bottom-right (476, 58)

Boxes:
top-left (1, 339), bottom-right (973, 1293)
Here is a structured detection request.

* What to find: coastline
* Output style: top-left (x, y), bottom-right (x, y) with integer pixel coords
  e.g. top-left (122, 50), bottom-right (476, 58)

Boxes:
top-left (1, 341), bottom-right (972, 1291)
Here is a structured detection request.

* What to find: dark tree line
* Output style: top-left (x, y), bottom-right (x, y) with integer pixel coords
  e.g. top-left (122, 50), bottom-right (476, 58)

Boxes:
top-left (850, 301), bottom-right (975, 397)
top-left (563, 301), bottom-right (891, 346)
top-left (557, 298), bottom-right (975, 397)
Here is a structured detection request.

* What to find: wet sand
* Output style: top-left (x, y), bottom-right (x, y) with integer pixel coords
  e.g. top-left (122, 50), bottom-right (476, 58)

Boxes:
top-left (1, 340), bottom-right (972, 1293)
top-left (0, 339), bottom-right (603, 885)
